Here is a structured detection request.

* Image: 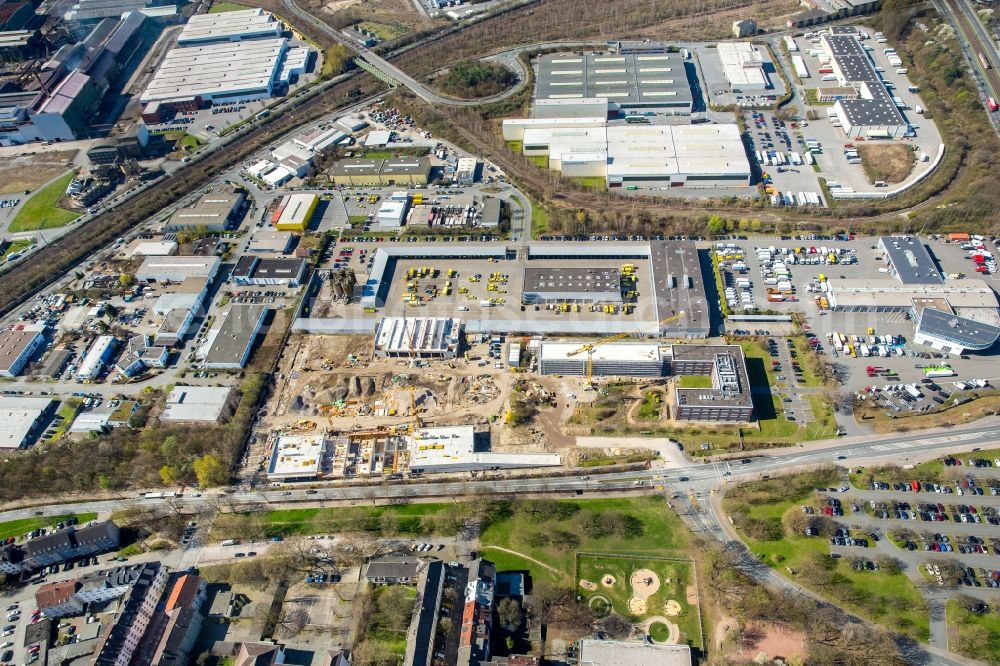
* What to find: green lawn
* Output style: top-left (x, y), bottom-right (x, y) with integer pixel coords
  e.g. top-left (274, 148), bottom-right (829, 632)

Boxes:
top-left (178, 134), bottom-right (204, 151)
top-left (792, 336), bottom-right (826, 387)
top-left (529, 198), bottom-right (550, 238)
top-left (569, 176), bottom-right (606, 190)
top-left (577, 555), bottom-right (701, 647)
top-left (43, 400), bottom-right (81, 444)
top-left (0, 512), bottom-right (97, 541)
top-left (213, 502), bottom-right (457, 538)
top-left (478, 547), bottom-right (561, 586)
top-left (9, 172), bottom-right (80, 232)
top-left (724, 472), bottom-right (929, 639)
top-left (1, 238), bottom-right (33, 261)
top-left (635, 390), bottom-right (662, 421)
top-left (947, 600), bottom-right (1000, 664)
top-left (527, 155), bottom-right (548, 169)
top-left (479, 496), bottom-right (689, 578)
top-left (366, 585), bottom-right (417, 659)
top-left (363, 150), bottom-right (393, 159)
top-left (677, 375), bottom-right (713, 389)
top-left (209, 1), bottom-right (248, 11)
top-left (357, 21), bottom-right (407, 41)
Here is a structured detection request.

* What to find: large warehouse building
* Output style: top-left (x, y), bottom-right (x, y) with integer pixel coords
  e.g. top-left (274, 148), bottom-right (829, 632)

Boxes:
top-left (141, 38), bottom-right (305, 106)
top-left (535, 52), bottom-right (693, 115)
top-left (716, 41), bottom-right (770, 91)
top-left (502, 117), bottom-right (751, 188)
top-left (821, 33), bottom-right (908, 139)
top-left (670, 344), bottom-right (755, 422)
top-left (825, 236), bottom-right (1000, 353)
top-left (539, 343), bottom-right (665, 377)
top-left (522, 268), bottom-right (623, 304)
top-left (177, 8), bottom-right (284, 45)
top-left (373, 317), bottom-right (462, 359)
top-left (201, 304), bottom-right (268, 369)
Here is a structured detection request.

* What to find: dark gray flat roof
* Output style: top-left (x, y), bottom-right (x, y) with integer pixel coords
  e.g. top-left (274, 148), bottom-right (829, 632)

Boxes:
top-left (918, 307), bottom-right (1000, 350)
top-left (648, 241), bottom-right (710, 335)
top-left (523, 267), bottom-right (621, 295)
top-left (535, 52), bottom-right (693, 109)
top-left (879, 236), bottom-right (943, 285)
top-left (825, 34), bottom-right (907, 127)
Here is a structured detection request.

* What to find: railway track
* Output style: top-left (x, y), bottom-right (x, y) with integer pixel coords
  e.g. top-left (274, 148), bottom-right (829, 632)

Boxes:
top-left (940, 0), bottom-right (1000, 123)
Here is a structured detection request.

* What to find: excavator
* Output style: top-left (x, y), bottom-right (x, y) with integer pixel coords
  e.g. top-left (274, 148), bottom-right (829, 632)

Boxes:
top-left (567, 311), bottom-right (686, 386)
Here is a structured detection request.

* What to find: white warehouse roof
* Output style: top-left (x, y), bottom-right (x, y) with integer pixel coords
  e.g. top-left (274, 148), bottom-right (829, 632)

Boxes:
top-left (268, 434), bottom-right (326, 479)
top-left (539, 342), bottom-right (663, 362)
top-left (141, 38), bottom-right (288, 104)
top-left (177, 8), bottom-right (283, 45)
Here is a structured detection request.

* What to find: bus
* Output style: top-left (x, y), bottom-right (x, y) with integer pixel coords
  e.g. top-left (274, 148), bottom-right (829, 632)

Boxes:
top-left (624, 114), bottom-right (649, 124)
top-left (980, 52), bottom-right (992, 70)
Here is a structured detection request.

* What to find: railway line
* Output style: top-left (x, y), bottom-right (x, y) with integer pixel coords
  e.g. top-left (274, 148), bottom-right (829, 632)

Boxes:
top-left (939, 0), bottom-right (1000, 128)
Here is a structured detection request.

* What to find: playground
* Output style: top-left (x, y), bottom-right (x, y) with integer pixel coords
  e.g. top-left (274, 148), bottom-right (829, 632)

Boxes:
top-left (577, 554), bottom-right (702, 648)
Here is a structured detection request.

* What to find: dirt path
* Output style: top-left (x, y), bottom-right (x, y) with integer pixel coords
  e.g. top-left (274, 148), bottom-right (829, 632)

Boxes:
top-left (479, 545), bottom-right (568, 580)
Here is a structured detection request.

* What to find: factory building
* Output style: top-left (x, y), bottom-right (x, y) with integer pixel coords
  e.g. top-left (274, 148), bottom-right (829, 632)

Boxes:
top-left (670, 344), bottom-right (755, 422)
top-left (293, 125), bottom-right (350, 153)
top-left (163, 188), bottom-right (245, 233)
top-left (231, 257), bottom-right (308, 287)
top-left (522, 267), bottom-right (622, 304)
top-left (141, 38), bottom-right (292, 106)
top-left (161, 386), bottom-right (237, 423)
top-left (0, 328), bottom-right (44, 377)
top-left (201, 304), bottom-right (268, 369)
top-left (331, 157), bottom-right (432, 186)
top-left (271, 193), bottom-right (318, 231)
top-left (539, 343), bottom-right (665, 377)
top-left (135, 256), bottom-right (221, 283)
top-left (502, 116), bottom-right (751, 188)
top-left (824, 236), bottom-right (1000, 353)
top-left (535, 52), bottom-right (693, 115)
top-left (531, 97), bottom-right (610, 120)
top-left (374, 317), bottom-right (462, 359)
top-left (0, 30), bottom-right (41, 59)
top-left (0, 396), bottom-right (55, 449)
top-left (267, 434), bottom-right (328, 481)
top-left (76, 335), bottom-right (118, 381)
top-left (717, 41), bottom-right (770, 91)
top-left (177, 8), bottom-right (284, 45)
top-left (821, 33), bottom-right (908, 139)
top-left (408, 425), bottom-right (561, 474)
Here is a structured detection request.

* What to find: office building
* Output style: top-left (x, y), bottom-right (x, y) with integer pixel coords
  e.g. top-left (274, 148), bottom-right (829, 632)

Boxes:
top-left (670, 344), bottom-right (755, 422)
top-left (76, 335), bottom-right (117, 381)
top-left (539, 343), bottom-right (665, 377)
top-left (373, 317), bottom-right (462, 359)
top-left (116, 334), bottom-right (169, 378)
top-left (331, 157), bottom-right (432, 186)
top-left (247, 230), bottom-right (295, 254)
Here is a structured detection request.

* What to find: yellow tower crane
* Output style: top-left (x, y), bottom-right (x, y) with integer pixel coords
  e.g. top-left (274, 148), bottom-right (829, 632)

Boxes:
top-left (567, 311), bottom-right (686, 386)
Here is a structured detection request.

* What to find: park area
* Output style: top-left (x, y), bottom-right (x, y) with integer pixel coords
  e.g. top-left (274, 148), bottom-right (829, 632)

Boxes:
top-left (0, 512), bottom-right (97, 541)
top-left (577, 555), bottom-right (701, 647)
top-left (9, 171), bottom-right (80, 232)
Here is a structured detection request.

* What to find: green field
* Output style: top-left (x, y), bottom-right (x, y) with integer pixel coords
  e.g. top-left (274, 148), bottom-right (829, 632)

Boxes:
top-left (947, 600), bottom-right (1000, 664)
top-left (0, 512), bottom-right (97, 541)
top-left (213, 502), bottom-right (458, 538)
top-left (677, 375), bottom-right (713, 389)
top-left (529, 198), bottom-right (550, 238)
top-left (363, 151), bottom-right (393, 159)
top-left (724, 472), bottom-right (929, 639)
top-left (577, 555), bottom-right (701, 647)
top-left (569, 177), bottom-right (606, 190)
top-left (635, 390), bottom-right (662, 421)
top-left (9, 172), bottom-right (80, 233)
top-left (479, 496), bottom-right (689, 578)
top-left (208, 1), bottom-right (249, 12)
top-left (42, 400), bottom-right (81, 444)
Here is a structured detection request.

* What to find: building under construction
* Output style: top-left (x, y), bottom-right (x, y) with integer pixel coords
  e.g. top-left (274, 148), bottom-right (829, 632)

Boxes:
top-left (373, 317), bottom-right (462, 360)
top-left (538, 342), bottom-right (665, 377)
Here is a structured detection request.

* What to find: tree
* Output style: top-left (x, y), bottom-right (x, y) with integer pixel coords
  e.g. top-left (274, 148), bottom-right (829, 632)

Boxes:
top-left (377, 586), bottom-right (415, 632)
top-left (119, 274), bottom-right (134, 287)
top-left (706, 215), bottom-right (725, 235)
top-left (497, 597), bottom-right (523, 632)
top-left (192, 454), bottom-right (228, 488)
top-left (276, 608), bottom-right (309, 637)
top-left (159, 465), bottom-right (180, 486)
top-left (352, 639), bottom-right (396, 666)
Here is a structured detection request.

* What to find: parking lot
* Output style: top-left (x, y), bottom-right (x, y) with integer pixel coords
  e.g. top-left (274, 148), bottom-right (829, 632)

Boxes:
top-left (691, 41), bottom-right (787, 107)
top-left (816, 460), bottom-right (1000, 589)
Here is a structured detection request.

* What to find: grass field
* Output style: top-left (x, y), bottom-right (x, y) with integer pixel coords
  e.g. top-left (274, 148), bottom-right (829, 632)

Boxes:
top-left (0, 512), bottom-right (97, 541)
top-left (529, 198), bottom-right (550, 238)
top-left (8, 172), bottom-right (80, 233)
top-left (677, 375), bottom-right (713, 389)
top-left (208, 1), bottom-right (249, 11)
top-left (724, 472), bottom-right (929, 639)
top-left (569, 177), bottom-right (606, 190)
top-left (366, 585), bottom-right (417, 659)
top-left (947, 600), bottom-right (1000, 664)
top-left (357, 21), bottom-right (407, 41)
top-left (479, 496), bottom-right (689, 578)
top-left (0, 151), bottom-right (78, 195)
top-left (857, 144), bottom-right (914, 184)
top-left (42, 400), bottom-right (81, 444)
top-left (577, 554), bottom-right (701, 647)
top-left (363, 151), bottom-right (393, 159)
top-left (635, 390), bottom-right (662, 421)
top-left (213, 503), bottom-right (457, 538)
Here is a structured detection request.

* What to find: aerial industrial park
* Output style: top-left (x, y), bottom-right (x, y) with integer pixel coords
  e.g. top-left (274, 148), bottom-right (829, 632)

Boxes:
top-left (0, 0), bottom-right (1000, 661)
